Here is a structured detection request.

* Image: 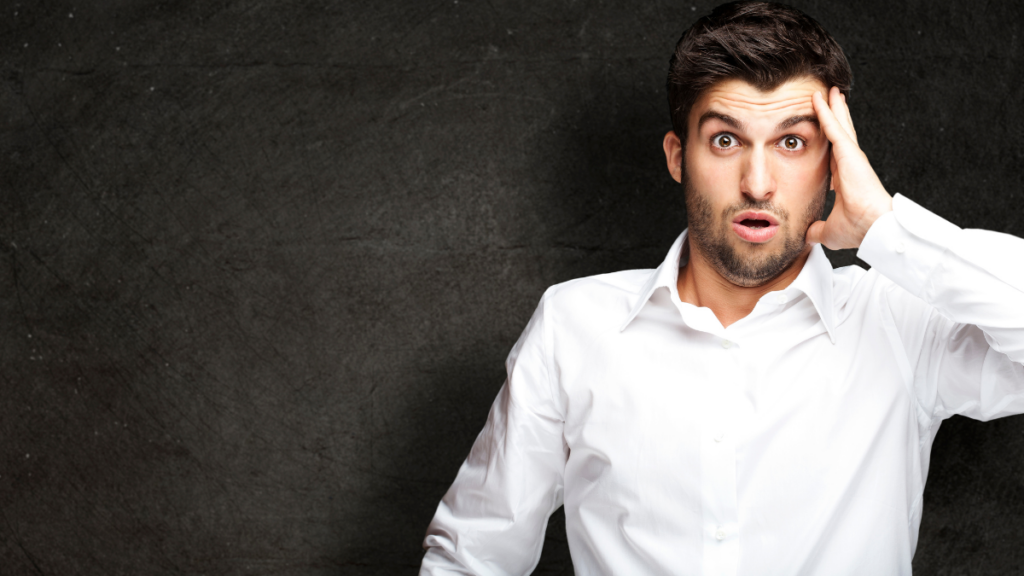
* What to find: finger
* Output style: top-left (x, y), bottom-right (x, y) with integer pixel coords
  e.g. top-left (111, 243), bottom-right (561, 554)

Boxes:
top-left (812, 90), bottom-right (858, 157)
top-left (828, 87), bottom-right (857, 144)
top-left (837, 91), bottom-right (858, 145)
top-left (805, 219), bottom-right (826, 246)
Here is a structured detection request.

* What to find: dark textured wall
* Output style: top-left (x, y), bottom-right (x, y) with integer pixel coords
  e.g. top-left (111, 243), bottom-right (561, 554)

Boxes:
top-left (1, 1), bottom-right (1022, 574)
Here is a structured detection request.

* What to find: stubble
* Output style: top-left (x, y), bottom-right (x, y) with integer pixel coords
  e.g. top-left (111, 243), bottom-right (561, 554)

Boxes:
top-left (683, 178), bottom-right (827, 288)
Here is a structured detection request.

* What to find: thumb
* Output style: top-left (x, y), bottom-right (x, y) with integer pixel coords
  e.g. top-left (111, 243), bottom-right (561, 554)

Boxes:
top-left (805, 220), bottom-right (826, 246)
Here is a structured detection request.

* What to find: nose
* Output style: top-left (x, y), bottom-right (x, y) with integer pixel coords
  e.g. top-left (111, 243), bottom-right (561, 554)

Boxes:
top-left (741, 147), bottom-right (776, 201)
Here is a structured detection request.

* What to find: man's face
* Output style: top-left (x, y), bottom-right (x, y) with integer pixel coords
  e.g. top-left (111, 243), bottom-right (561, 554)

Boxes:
top-left (674, 77), bottom-right (831, 287)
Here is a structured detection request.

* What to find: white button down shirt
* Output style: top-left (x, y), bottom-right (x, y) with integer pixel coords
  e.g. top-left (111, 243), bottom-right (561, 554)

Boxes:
top-left (420, 195), bottom-right (1024, 575)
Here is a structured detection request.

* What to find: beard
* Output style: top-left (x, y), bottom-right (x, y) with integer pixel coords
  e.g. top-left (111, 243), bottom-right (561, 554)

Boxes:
top-left (683, 176), bottom-right (827, 288)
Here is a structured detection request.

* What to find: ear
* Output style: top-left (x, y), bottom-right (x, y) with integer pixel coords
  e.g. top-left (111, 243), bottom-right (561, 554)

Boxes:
top-left (663, 130), bottom-right (683, 183)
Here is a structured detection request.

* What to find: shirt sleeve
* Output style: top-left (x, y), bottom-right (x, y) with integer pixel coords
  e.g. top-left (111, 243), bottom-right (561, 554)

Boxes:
top-left (420, 289), bottom-right (568, 575)
top-left (857, 193), bottom-right (1024, 421)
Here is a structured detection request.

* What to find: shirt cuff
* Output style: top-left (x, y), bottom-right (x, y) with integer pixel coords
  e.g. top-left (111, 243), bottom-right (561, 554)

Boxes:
top-left (856, 194), bottom-right (963, 300)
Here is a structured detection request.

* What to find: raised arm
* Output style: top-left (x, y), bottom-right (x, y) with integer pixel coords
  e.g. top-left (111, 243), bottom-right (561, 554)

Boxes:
top-left (810, 86), bottom-right (1024, 420)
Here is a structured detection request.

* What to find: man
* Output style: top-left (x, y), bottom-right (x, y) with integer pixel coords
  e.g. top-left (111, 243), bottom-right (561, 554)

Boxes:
top-left (420, 2), bottom-right (1024, 574)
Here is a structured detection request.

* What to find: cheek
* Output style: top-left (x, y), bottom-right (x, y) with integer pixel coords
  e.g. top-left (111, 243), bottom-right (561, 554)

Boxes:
top-left (685, 146), bottom-right (741, 192)
top-left (777, 149), bottom-right (830, 192)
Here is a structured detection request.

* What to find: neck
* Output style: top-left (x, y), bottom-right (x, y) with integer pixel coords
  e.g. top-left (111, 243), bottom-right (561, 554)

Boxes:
top-left (676, 239), bottom-right (812, 328)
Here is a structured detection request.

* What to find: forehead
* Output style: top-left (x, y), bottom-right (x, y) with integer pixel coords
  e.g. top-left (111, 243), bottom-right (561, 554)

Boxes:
top-left (690, 76), bottom-right (828, 130)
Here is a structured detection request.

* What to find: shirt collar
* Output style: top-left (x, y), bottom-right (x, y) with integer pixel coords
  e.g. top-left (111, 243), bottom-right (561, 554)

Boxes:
top-left (619, 230), bottom-right (837, 344)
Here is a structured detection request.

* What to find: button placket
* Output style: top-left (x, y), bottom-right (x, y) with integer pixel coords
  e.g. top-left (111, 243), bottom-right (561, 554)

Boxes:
top-left (700, 337), bottom-right (741, 574)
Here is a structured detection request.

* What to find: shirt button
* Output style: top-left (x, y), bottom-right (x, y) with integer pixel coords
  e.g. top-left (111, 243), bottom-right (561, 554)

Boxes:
top-left (895, 242), bottom-right (906, 254)
top-left (713, 431), bottom-right (725, 443)
top-left (776, 293), bottom-right (788, 305)
top-left (715, 528), bottom-right (726, 541)
top-left (721, 339), bottom-right (732, 349)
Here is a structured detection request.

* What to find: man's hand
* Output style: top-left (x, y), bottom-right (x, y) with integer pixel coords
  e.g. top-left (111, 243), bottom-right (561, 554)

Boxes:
top-left (805, 87), bottom-right (893, 249)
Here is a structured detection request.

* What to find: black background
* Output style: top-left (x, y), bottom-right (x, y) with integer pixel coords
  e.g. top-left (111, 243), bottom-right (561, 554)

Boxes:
top-left (2, 0), bottom-right (1023, 574)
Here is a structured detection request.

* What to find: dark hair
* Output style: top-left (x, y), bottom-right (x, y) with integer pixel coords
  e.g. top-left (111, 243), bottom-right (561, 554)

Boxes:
top-left (667, 1), bottom-right (852, 143)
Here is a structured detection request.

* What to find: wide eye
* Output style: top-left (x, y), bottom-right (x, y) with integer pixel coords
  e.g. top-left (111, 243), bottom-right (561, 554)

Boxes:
top-left (712, 133), bottom-right (739, 149)
top-left (780, 135), bottom-right (805, 151)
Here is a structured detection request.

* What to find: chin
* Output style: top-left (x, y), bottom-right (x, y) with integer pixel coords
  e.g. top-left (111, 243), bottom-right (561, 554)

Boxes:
top-left (705, 227), bottom-right (808, 287)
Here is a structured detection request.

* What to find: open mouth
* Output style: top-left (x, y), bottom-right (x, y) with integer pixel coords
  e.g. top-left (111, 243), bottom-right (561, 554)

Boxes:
top-left (732, 212), bottom-right (780, 243)
top-left (739, 218), bottom-right (772, 229)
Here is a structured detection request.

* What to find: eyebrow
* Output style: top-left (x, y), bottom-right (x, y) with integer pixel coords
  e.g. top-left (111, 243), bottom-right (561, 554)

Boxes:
top-left (775, 114), bottom-right (819, 132)
top-left (697, 110), bottom-right (742, 132)
top-left (696, 111), bottom-right (820, 133)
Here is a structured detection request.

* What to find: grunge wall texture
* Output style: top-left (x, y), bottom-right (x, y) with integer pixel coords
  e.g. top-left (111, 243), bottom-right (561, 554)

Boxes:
top-left (1, 1), bottom-right (1022, 574)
